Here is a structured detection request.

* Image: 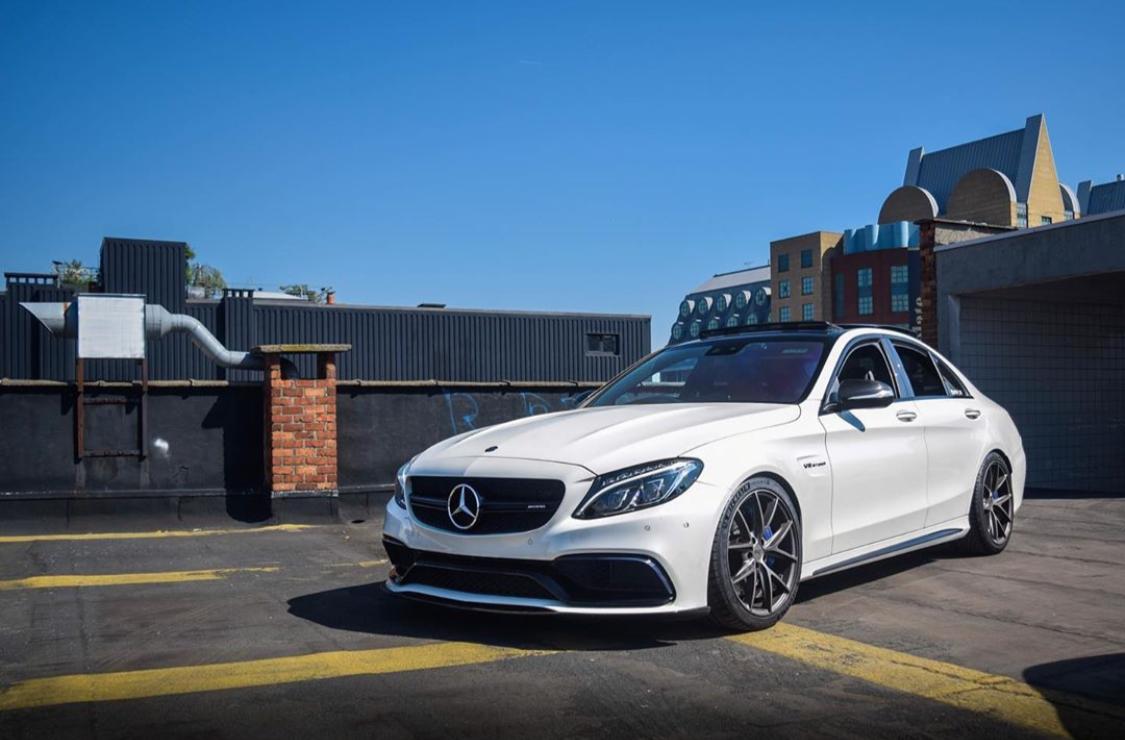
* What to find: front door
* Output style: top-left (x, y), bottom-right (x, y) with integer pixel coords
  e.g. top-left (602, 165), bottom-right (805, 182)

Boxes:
top-left (820, 339), bottom-right (928, 553)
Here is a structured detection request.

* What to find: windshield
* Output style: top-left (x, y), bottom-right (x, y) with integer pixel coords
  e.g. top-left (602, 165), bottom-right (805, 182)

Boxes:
top-left (587, 338), bottom-right (828, 406)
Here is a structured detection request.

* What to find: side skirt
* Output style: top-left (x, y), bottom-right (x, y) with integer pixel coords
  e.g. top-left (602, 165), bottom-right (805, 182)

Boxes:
top-left (803, 525), bottom-right (967, 580)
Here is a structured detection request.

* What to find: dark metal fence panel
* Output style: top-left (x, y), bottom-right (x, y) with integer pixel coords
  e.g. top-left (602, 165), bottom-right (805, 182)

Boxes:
top-left (3, 240), bottom-right (651, 383)
top-left (248, 303), bottom-right (649, 382)
top-left (184, 301), bottom-right (221, 380)
top-left (99, 238), bottom-right (185, 311)
top-left (219, 292), bottom-right (256, 382)
top-left (1, 275), bottom-right (76, 381)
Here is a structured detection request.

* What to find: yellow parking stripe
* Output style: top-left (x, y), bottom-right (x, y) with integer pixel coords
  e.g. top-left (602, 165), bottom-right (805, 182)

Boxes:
top-left (0, 642), bottom-right (549, 711)
top-left (0, 567), bottom-right (280, 591)
top-left (729, 623), bottom-right (1124, 738)
top-left (0, 524), bottom-right (313, 544)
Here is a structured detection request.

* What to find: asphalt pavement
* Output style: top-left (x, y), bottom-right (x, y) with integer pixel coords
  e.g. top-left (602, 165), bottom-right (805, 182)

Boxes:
top-left (1, 494), bottom-right (1123, 739)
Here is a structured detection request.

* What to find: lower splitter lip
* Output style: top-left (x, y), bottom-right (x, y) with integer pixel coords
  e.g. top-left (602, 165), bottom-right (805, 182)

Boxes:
top-left (383, 578), bottom-right (710, 617)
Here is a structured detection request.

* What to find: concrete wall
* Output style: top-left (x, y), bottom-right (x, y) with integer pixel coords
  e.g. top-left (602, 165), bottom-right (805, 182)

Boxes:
top-left (0, 385), bottom-right (263, 498)
top-left (337, 386), bottom-right (590, 491)
top-left (934, 213), bottom-right (1125, 493)
top-left (0, 383), bottom-right (592, 511)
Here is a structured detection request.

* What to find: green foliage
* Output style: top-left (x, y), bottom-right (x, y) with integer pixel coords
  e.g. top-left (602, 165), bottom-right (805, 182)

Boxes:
top-left (279, 284), bottom-right (334, 303)
top-left (52, 260), bottom-right (98, 290)
top-left (187, 262), bottom-right (227, 298)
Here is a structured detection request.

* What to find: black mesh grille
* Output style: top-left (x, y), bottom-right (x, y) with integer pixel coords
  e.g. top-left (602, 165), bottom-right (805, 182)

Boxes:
top-left (408, 476), bottom-right (566, 534)
top-left (383, 539), bottom-right (676, 607)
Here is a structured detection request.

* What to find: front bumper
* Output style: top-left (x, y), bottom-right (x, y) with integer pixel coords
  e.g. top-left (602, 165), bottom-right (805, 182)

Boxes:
top-left (381, 458), bottom-right (720, 614)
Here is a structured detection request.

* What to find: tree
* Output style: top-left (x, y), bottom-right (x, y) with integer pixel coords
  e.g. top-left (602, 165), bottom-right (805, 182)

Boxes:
top-left (279, 284), bottom-right (334, 303)
top-left (51, 260), bottom-right (97, 291)
top-left (183, 245), bottom-right (227, 298)
top-left (187, 263), bottom-right (227, 298)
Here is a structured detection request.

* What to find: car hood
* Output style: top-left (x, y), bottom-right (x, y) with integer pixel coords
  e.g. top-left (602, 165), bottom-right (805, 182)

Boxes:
top-left (414, 403), bottom-right (800, 475)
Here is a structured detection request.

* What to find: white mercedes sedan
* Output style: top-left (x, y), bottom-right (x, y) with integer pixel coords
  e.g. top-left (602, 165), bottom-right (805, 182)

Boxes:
top-left (382, 323), bottom-right (1025, 631)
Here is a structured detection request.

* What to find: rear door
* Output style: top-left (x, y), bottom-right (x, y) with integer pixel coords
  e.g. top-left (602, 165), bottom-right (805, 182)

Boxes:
top-left (888, 341), bottom-right (989, 527)
top-left (820, 338), bottom-right (928, 553)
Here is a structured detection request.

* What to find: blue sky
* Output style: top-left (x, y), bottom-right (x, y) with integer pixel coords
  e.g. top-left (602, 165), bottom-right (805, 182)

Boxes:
top-left (2, 1), bottom-right (1122, 345)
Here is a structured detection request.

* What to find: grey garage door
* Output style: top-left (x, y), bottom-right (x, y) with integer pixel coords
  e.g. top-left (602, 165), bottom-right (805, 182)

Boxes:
top-left (955, 289), bottom-right (1125, 493)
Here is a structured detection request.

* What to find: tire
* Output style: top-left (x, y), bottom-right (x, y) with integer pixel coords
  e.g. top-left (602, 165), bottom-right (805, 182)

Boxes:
top-left (707, 477), bottom-right (802, 631)
top-left (960, 451), bottom-right (1015, 556)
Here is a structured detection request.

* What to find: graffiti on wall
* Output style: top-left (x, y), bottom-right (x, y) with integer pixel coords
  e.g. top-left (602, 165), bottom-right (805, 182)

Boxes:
top-left (442, 390), bottom-right (592, 435)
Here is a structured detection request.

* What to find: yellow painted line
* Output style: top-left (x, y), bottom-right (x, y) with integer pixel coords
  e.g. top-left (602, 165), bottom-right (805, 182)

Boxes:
top-left (0, 567), bottom-right (280, 591)
top-left (0, 642), bottom-right (550, 711)
top-left (729, 623), bottom-right (1125, 738)
top-left (0, 524), bottom-right (313, 544)
top-left (328, 558), bottom-right (389, 569)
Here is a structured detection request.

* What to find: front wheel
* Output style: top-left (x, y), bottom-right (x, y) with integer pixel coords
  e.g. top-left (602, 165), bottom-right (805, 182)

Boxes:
top-left (960, 452), bottom-right (1015, 555)
top-left (707, 477), bottom-right (802, 631)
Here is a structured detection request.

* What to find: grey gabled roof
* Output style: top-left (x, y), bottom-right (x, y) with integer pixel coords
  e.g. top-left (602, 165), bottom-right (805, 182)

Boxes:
top-left (912, 129), bottom-right (1024, 211)
top-left (1087, 179), bottom-right (1125, 215)
top-left (904, 114), bottom-right (1047, 212)
top-left (689, 265), bottom-right (771, 293)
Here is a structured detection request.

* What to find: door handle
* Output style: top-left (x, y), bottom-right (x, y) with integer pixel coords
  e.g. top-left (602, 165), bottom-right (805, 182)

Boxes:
top-left (896, 410), bottom-right (917, 422)
top-left (965, 408), bottom-right (981, 420)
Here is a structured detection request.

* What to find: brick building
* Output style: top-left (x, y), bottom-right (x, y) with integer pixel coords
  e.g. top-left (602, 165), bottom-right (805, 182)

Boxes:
top-left (769, 231), bottom-right (841, 323)
top-left (829, 222), bottom-right (920, 329)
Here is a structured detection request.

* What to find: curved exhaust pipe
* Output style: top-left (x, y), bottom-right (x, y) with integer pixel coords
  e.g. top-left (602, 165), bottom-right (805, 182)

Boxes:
top-left (144, 305), bottom-right (263, 370)
top-left (21, 301), bottom-right (265, 372)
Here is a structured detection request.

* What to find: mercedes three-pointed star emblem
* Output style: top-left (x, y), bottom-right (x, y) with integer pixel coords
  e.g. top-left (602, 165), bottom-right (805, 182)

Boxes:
top-left (447, 483), bottom-right (482, 530)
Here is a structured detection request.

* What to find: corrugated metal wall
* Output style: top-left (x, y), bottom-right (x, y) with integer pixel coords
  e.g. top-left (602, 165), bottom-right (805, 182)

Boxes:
top-left (1, 241), bottom-right (649, 383)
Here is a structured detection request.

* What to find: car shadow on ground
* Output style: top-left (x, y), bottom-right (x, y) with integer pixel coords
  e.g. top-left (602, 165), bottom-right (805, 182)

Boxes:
top-left (288, 544), bottom-right (976, 650)
top-left (287, 580), bottom-right (725, 651)
top-left (1022, 654), bottom-right (1125, 736)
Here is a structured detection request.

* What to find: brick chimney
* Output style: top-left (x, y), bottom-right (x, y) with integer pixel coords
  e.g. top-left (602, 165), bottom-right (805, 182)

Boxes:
top-left (255, 344), bottom-right (350, 499)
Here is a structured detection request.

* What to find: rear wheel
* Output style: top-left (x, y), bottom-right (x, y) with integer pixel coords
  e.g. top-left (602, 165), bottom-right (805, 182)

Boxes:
top-left (707, 477), bottom-right (802, 631)
top-left (960, 452), bottom-right (1014, 555)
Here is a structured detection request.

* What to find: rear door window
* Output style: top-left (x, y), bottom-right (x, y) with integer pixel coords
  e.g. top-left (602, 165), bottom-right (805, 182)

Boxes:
top-left (892, 343), bottom-right (947, 398)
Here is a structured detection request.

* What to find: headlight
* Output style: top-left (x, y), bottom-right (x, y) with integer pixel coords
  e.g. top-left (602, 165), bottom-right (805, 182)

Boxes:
top-left (394, 456), bottom-right (417, 508)
top-left (573, 459), bottom-right (703, 519)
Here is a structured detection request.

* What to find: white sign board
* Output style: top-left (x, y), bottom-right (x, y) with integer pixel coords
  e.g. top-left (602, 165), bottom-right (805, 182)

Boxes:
top-left (76, 295), bottom-right (146, 359)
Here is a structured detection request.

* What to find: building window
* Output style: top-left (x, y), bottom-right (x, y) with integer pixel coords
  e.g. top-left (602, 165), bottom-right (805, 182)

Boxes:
top-left (586, 333), bottom-right (620, 356)
top-left (1041, 215), bottom-right (1053, 225)
top-left (1064, 209), bottom-right (1074, 221)
top-left (802, 303), bottom-right (814, 321)
top-left (779, 279), bottom-right (791, 298)
top-left (746, 312), bottom-right (758, 325)
top-left (778, 306), bottom-right (791, 321)
top-left (857, 267), bottom-right (873, 316)
top-left (1016, 203), bottom-right (1028, 228)
top-left (801, 276), bottom-right (814, 295)
top-left (800, 249), bottom-right (813, 268)
top-left (890, 264), bottom-right (910, 313)
top-left (834, 273), bottom-right (844, 319)
top-left (777, 253), bottom-right (789, 273)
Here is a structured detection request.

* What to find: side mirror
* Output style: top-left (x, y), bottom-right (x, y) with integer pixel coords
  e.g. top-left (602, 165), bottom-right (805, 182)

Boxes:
top-left (835, 378), bottom-right (895, 410)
